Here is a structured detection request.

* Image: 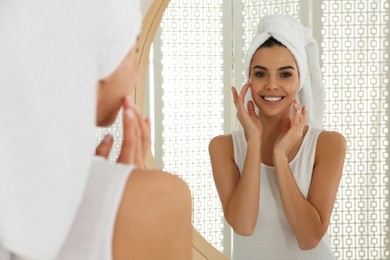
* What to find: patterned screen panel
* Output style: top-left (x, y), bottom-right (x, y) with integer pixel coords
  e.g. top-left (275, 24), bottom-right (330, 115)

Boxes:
top-left (155, 0), bottom-right (225, 252)
top-left (95, 114), bottom-right (124, 162)
top-left (322, 1), bottom-right (389, 259)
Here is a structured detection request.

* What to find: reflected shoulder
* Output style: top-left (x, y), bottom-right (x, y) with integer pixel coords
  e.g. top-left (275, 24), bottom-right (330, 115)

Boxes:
top-left (316, 130), bottom-right (347, 161)
top-left (209, 134), bottom-right (233, 152)
top-left (318, 130), bottom-right (346, 149)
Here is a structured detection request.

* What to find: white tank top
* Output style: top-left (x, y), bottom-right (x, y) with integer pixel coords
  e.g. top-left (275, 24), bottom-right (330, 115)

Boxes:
top-left (231, 127), bottom-right (335, 260)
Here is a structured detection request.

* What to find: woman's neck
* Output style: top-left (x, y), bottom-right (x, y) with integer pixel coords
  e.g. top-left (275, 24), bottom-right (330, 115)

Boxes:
top-left (260, 114), bottom-right (286, 139)
top-left (258, 112), bottom-right (308, 166)
top-left (259, 112), bottom-right (291, 166)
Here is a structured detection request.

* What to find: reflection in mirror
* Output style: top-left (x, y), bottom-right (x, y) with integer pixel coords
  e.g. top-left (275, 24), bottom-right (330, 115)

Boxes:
top-left (147, 0), bottom-right (389, 259)
top-left (95, 0), bottom-right (389, 259)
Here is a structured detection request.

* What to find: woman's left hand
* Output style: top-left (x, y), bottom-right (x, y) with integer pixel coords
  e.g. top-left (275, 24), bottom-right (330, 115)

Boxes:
top-left (95, 96), bottom-right (151, 168)
top-left (273, 100), bottom-right (307, 158)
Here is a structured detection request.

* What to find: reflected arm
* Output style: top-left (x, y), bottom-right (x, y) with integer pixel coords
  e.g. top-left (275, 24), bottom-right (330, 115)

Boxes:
top-left (209, 134), bottom-right (261, 236)
top-left (274, 131), bottom-right (346, 249)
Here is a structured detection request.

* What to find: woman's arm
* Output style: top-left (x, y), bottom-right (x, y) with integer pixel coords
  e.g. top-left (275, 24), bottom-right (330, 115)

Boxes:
top-left (209, 83), bottom-right (263, 235)
top-left (274, 131), bottom-right (346, 250)
top-left (209, 134), bottom-right (261, 236)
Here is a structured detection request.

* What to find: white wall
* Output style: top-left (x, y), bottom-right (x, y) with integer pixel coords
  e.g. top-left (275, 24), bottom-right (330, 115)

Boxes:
top-left (140, 0), bottom-right (154, 16)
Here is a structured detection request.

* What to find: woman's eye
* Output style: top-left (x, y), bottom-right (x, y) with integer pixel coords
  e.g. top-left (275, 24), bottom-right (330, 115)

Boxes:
top-left (281, 72), bottom-right (292, 78)
top-left (255, 71), bottom-right (266, 78)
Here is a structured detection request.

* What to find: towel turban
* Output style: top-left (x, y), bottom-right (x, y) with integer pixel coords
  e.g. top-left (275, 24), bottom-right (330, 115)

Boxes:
top-left (0, 0), bottom-right (141, 258)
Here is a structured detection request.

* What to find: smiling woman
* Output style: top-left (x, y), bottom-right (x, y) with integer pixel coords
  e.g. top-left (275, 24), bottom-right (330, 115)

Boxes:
top-left (209, 14), bottom-right (346, 260)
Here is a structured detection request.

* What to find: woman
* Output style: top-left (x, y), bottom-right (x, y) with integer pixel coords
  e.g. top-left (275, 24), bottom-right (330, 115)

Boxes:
top-left (0, 0), bottom-right (191, 259)
top-left (209, 15), bottom-right (346, 259)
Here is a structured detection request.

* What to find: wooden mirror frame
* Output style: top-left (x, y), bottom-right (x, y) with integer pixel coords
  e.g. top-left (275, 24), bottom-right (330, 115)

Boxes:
top-left (135, 0), bottom-right (229, 259)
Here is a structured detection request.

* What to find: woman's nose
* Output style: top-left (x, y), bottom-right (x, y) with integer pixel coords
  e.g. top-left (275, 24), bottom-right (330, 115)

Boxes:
top-left (265, 76), bottom-right (278, 90)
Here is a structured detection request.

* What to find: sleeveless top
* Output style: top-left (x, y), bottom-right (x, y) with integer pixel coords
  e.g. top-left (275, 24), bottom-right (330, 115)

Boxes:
top-left (231, 127), bottom-right (335, 260)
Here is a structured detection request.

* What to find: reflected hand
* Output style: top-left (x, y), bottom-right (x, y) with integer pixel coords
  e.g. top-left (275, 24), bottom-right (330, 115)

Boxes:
top-left (232, 82), bottom-right (262, 142)
top-left (273, 100), bottom-right (307, 158)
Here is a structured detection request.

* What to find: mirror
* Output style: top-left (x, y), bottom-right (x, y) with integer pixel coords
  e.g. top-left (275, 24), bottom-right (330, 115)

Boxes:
top-left (136, 0), bottom-right (227, 259)
top-left (136, 0), bottom-right (390, 259)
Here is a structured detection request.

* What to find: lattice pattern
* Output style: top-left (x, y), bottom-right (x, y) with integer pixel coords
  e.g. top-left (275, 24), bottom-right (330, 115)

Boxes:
top-left (95, 112), bottom-right (123, 162)
top-left (322, 1), bottom-right (389, 259)
top-left (158, 0), bottom-right (225, 251)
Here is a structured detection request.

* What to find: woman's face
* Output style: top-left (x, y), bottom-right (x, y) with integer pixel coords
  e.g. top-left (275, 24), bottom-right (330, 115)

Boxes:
top-left (96, 44), bottom-right (139, 127)
top-left (249, 45), bottom-right (300, 118)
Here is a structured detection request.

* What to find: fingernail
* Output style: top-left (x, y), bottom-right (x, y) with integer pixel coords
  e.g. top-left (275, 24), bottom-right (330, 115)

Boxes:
top-left (126, 108), bottom-right (133, 120)
top-left (103, 134), bottom-right (113, 143)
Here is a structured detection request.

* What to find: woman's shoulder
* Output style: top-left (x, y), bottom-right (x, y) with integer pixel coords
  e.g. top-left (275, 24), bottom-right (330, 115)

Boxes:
top-left (318, 130), bottom-right (346, 145)
top-left (316, 130), bottom-right (347, 158)
top-left (209, 134), bottom-right (233, 149)
top-left (209, 134), bottom-right (236, 160)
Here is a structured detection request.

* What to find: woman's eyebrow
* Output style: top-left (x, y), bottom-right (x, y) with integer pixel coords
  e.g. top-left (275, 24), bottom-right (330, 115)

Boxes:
top-left (253, 65), bottom-right (296, 71)
top-left (253, 65), bottom-right (267, 70)
top-left (279, 65), bottom-right (296, 71)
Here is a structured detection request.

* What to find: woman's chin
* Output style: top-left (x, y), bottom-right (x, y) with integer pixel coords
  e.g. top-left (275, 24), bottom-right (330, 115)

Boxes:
top-left (96, 111), bottom-right (119, 127)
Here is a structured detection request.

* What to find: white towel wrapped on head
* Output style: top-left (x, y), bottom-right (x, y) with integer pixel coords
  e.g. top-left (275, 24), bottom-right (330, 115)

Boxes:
top-left (243, 14), bottom-right (324, 129)
top-left (0, 0), bottom-right (141, 258)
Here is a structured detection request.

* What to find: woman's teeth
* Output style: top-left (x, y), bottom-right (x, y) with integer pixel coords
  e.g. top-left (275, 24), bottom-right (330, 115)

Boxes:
top-left (263, 96), bottom-right (282, 102)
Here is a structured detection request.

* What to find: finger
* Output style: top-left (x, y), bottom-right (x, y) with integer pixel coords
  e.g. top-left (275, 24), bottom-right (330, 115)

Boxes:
top-left (132, 107), bottom-right (143, 167)
top-left (124, 95), bottom-right (133, 109)
top-left (132, 105), bottom-right (145, 167)
top-left (247, 100), bottom-right (256, 117)
top-left (117, 108), bottom-right (136, 164)
top-left (302, 105), bottom-right (308, 123)
top-left (231, 87), bottom-right (238, 106)
top-left (295, 102), bottom-right (305, 125)
top-left (238, 82), bottom-right (250, 106)
top-left (140, 117), bottom-right (151, 159)
top-left (293, 108), bottom-right (301, 127)
top-left (297, 105), bottom-right (307, 135)
top-left (292, 100), bottom-right (303, 126)
top-left (239, 81), bottom-right (250, 97)
top-left (95, 134), bottom-right (114, 158)
top-left (292, 100), bottom-right (299, 114)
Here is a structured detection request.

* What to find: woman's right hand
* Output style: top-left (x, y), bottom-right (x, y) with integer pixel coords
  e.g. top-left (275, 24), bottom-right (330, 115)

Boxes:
top-left (232, 82), bottom-right (262, 142)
